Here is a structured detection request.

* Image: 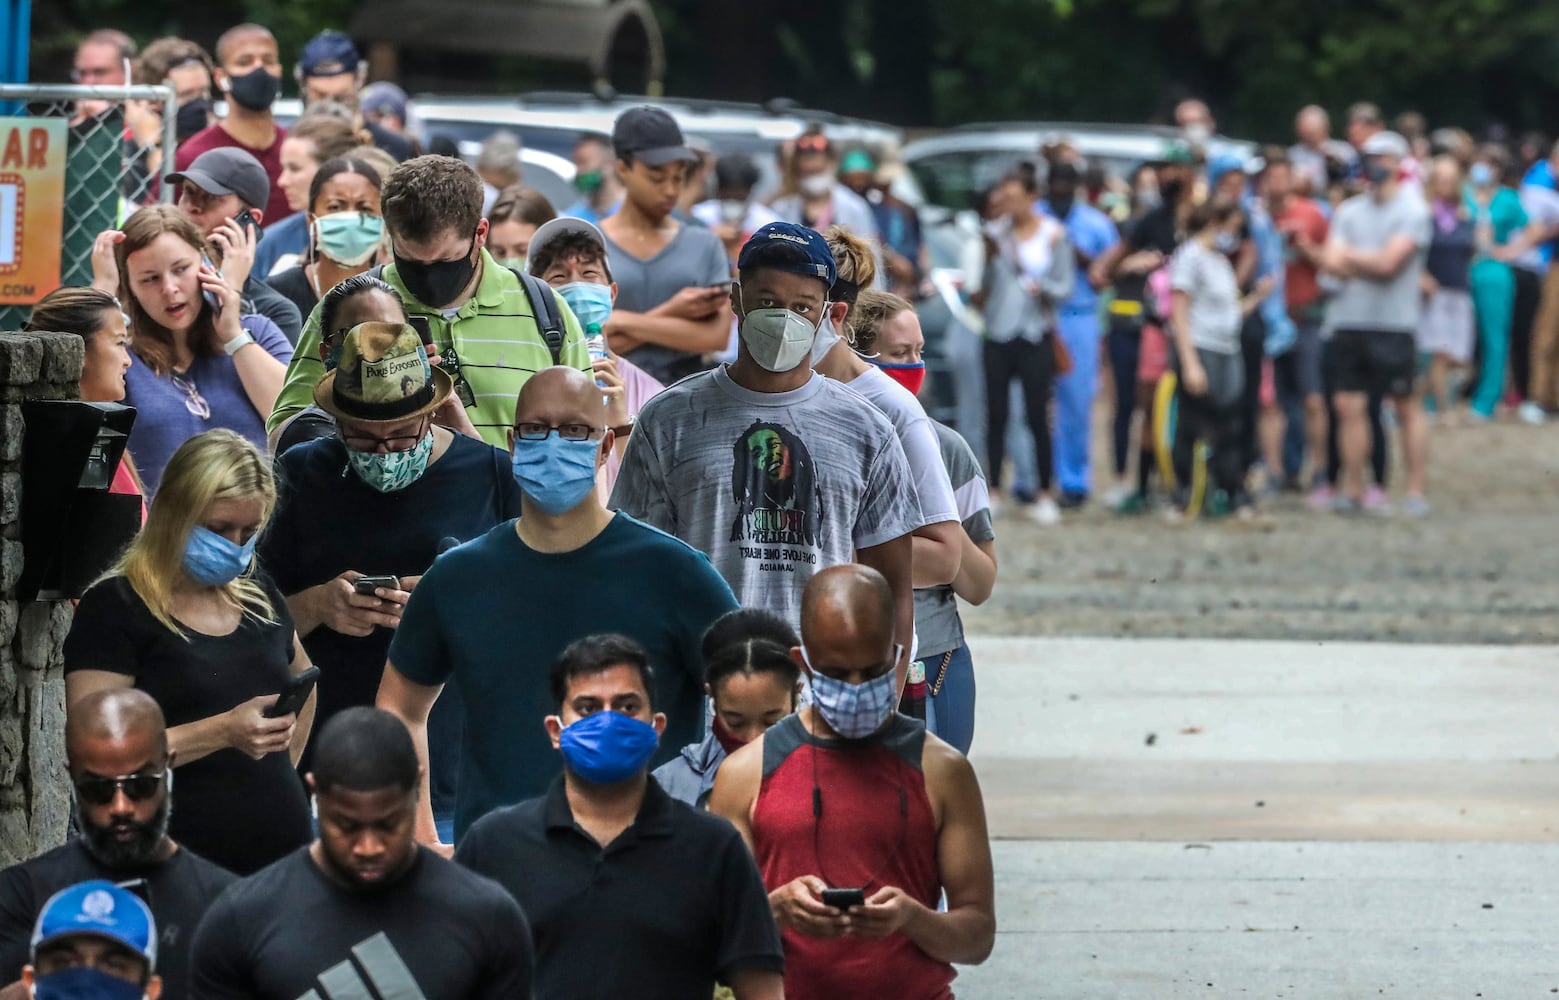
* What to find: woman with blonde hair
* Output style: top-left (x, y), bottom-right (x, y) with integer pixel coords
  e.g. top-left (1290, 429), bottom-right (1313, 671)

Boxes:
top-left (810, 226), bottom-right (962, 717)
top-left (63, 429), bottom-right (316, 876)
top-left (117, 204), bottom-right (293, 496)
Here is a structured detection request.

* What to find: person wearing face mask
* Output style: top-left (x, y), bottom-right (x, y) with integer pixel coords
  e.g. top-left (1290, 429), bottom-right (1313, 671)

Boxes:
top-left (851, 292), bottom-right (998, 755)
top-left (266, 156), bottom-right (385, 319)
top-left (260, 321), bottom-right (520, 841)
top-left (173, 24), bottom-right (292, 224)
top-left (1464, 146), bottom-right (1530, 421)
top-left (189, 710), bottom-right (534, 998)
top-left (64, 431), bottom-right (316, 876)
top-left (693, 155), bottom-right (782, 266)
top-left (653, 609), bottom-right (803, 808)
top-left (486, 185), bottom-right (558, 271)
top-left (612, 223), bottom-right (920, 692)
top-left (527, 217), bottom-right (665, 497)
top-left (710, 564), bottom-right (995, 1000)
top-left (1321, 131), bottom-right (1433, 517)
top-left (294, 31), bottom-right (414, 164)
top-left (560, 133), bottom-right (624, 225)
top-left (455, 635), bottom-right (784, 1000)
top-left (18, 882), bottom-right (161, 1000)
top-left (1092, 141), bottom-right (1198, 512)
top-left (0, 691), bottom-right (235, 1000)
top-left (771, 132), bottom-right (880, 244)
top-left (268, 155), bottom-right (594, 450)
top-left (377, 367), bottom-right (737, 852)
top-left (124, 37), bottom-right (216, 206)
top-left (252, 114), bottom-right (364, 280)
top-left (1168, 199), bottom-right (1272, 521)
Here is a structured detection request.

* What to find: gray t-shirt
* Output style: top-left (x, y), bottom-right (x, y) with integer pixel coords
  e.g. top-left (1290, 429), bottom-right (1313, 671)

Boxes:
top-left (846, 366), bottom-right (958, 527)
top-left (913, 421), bottom-right (995, 657)
top-left (1324, 189), bottom-right (1432, 335)
top-left (1169, 239), bottom-right (1242, 354)
top-left (604, 224), bottom-right (731, 383)
top-left (610, 366), bottom-right (921, 628)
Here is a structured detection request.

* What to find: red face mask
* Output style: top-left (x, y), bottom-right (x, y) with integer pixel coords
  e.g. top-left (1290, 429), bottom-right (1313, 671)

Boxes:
top-left (875, 361), bottom-right (926, 396)
top-left (711, 715), bottom-right (747, 755)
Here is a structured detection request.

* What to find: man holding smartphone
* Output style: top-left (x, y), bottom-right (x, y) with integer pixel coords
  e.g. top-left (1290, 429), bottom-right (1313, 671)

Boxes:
top-left (260, 322), bottom-right (522, 840)
top-left (710, 565), bottom-right (996, 1000)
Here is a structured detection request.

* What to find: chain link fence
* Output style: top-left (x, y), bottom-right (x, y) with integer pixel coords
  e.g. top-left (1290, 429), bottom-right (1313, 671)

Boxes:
top-left (0, 83), bottom-right (175, 331)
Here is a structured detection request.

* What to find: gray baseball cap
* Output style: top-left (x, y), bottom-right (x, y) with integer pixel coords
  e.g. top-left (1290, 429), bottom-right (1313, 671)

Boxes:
top-left (167, 147), bottom-right (271, 211)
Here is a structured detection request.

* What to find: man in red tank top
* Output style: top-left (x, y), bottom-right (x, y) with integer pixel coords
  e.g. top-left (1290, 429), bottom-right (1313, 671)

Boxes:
top-left (711, 564), bottom-right (995, 1000)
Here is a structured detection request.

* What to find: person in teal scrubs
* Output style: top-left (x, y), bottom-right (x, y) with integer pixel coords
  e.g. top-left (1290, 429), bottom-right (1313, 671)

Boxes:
top-left (1466, 150), bottom-right (1529, 418)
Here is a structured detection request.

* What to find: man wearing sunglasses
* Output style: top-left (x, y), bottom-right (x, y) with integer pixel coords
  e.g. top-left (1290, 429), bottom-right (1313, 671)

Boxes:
top-left (0, 690), bottom-right (234, 999)
top-left (379, 366), bottom-right (738, 853)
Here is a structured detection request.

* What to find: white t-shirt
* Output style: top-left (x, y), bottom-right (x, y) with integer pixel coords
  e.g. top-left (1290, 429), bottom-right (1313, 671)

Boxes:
top-left (846, 366), bottom-right (959, 528)
top-left (1169, 239), bottom-right (1242, 354)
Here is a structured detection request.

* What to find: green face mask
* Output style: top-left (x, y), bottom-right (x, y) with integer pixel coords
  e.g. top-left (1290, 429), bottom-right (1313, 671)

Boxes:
top-left (575, 170), bottom-right (603, 195)
top-left (496, 257), bottom-right (528, 272)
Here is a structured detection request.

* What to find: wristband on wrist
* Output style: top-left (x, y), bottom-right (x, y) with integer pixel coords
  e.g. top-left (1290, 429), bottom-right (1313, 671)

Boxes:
top-left (223, 331), bottom-right (256, 357)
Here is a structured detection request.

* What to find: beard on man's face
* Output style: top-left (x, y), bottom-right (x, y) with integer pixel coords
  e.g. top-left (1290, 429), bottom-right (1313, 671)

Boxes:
top-left (78, 792), bottom-right (170, 867)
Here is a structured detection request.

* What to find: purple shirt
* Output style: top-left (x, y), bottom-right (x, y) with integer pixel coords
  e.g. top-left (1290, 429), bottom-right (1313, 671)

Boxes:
top-left (124, 315), bottom-right (293, 496)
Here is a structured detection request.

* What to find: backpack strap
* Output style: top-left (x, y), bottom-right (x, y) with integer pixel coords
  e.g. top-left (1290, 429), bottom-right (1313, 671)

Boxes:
top-left (371, 264), bottom-right (565, 366)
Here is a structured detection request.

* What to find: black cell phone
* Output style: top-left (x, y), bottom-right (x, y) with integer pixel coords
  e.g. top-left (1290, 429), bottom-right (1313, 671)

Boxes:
top-left (235, 207), bottom-right (262, 239)
top-left (820, 888), bottom-right (865, 910)
top-left (199, 254), bottom-right (223, 314)
top-left (264, 666), bottom-right (320, 719)
top-left (354, 575), bottom-right (400, 596)
top-left (406, 316), bottom-right (433, 349)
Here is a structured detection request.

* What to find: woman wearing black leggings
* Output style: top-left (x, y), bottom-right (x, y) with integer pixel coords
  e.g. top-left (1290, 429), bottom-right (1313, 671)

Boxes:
top-left (978, 166), bottom-right (1075, 525)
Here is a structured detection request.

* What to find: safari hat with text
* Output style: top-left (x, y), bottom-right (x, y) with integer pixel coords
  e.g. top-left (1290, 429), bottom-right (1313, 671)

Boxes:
top-left (313, 322), bottom-right (452, 423)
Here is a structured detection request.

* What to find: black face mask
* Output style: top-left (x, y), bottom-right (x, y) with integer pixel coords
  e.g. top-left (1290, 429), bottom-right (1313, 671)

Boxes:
top-left (225, 67), bottom-right (279, 112)
top-left (395, 236), bottom-right (479, 308)
top-left (175, 98), bottom-right (212, 142)
top-left (1160, 179), bottom-right (1186, 202)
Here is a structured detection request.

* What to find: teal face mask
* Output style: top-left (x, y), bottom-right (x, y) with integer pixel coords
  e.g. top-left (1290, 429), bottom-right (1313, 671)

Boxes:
top-left (496, 257), bottom-right (528, 272)
top-left (556, 281), bottom-right (614, 331)
top-left (313, 212), bottom-right (385, 267)
top-left (345, 432), bottom-right (434, 493)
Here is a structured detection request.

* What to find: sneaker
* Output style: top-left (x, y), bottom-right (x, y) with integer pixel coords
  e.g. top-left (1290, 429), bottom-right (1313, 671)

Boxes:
top-left (1101, 483), bottom-right (1133, 508)
top-left (1114, 491), bottom-right (1151, 516)
top-left (1030, 496), bottom-right (1062, 526)
top-left (1057, 490), bottom-right (1089, 510)
top-left (1307, 484), bottom-right (1335, 512)
top-left (1362, 485), bottom-right (1393, 517)
top-left (1331, 493), bottom-right (1363, 515)
top-left (1401, 494), bottom-right (1431, 518)
top-left (1518, 401), bottom-right (1547, 426)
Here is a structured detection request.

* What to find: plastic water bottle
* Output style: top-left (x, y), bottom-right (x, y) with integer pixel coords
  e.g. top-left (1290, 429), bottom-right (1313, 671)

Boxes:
top-left (586, 324), bottom-right (609, 398)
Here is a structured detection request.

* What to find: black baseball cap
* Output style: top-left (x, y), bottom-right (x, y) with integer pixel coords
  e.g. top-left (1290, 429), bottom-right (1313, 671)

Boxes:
top-left (166, 147), bottom-right (271, 212)
top-left (612, 106), bottom-right (697, 166)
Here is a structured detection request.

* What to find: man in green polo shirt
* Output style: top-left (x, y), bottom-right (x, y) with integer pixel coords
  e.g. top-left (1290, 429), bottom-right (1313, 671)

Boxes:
top-left (267, 155), bottom-right (592, 447)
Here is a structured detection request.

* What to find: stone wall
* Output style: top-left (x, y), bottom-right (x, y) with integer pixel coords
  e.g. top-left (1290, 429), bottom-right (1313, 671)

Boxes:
top-left (0, 330), bottom-right (84, 868)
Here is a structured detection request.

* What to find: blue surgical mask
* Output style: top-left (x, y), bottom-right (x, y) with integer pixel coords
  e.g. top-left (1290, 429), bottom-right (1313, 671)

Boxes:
top-left (312, 212), bottom-right (385, 267)
top-left (511, 434), bottom-right (600, 515)
top-left (556, 281), bottom-right (614, 331)
top-left (182, 525), bottom-right (257, 587)
top-left (32, 967), bottom-right (145, 1000)
top-left (1469, 163), bottom-right (1494, 188)
top-left (558, 709), bottom-right (660, 784)
top-left (802, 645), bottom-right (903, 740)
top-left (1214, 232), bottom-right (1239, 254)
top-left (346, 432), bottom-right (434, 493)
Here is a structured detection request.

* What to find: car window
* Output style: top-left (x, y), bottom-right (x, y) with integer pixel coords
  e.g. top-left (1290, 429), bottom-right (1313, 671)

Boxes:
top-left (909, 150), bottom-right (1026, 214)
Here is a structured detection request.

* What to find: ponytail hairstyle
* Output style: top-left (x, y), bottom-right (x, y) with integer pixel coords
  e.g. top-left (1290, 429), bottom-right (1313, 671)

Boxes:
top-left (849, 289), bottom-right (915, 357)
top-left (113, 430), bottom-right (278, 637)
top-left (702, 608), bottom-right (802, 702)
top-left (823, 225), bottom-right (878, 346)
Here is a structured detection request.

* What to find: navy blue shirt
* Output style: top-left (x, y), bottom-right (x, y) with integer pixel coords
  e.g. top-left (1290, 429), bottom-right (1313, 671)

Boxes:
top-left (389, 513), bottom-right (739, 839)
top-left (261, 432), bottom-right (521, 817)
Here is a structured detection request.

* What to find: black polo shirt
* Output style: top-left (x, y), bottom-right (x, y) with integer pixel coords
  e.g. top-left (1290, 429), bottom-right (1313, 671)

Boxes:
top-left (455, 774), bottom-right (784, 1000)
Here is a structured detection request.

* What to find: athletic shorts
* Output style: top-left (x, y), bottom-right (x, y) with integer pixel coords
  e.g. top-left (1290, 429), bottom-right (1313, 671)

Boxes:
top-left (1328, 327), bottom-right (1417, 398)
top-left (1138, 324), bottom-right (1171, 385)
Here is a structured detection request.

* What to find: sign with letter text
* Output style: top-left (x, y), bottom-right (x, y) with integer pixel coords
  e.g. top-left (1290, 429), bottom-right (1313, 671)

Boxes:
top-left (0, 117), bottom-right (66, 305)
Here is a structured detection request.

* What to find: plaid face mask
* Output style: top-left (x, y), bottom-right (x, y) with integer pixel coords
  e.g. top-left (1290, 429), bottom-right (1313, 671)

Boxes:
top-left (802, 645), bottom-right (903, 740)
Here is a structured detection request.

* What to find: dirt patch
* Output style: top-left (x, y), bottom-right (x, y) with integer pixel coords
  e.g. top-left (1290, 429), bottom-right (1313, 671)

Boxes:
top-left (964, 418), bottom-right (1559, 643)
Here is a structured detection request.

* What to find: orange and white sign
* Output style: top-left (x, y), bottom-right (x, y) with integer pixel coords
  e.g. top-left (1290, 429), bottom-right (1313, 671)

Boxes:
top-left (0, 118), bottom-right (66, 305)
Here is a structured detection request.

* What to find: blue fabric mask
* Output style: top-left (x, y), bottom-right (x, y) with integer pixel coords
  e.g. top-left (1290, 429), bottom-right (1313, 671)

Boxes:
top-left (32, 966), bottom-right (145, 1000)
top-left (182, 525), bottom-right (257, 587)
top-left (556, 281), bottom-right (614, 332)
top-left (558, 709), bottom-right (660, 784)
top-left (511, 434), bottom-right (600, 515)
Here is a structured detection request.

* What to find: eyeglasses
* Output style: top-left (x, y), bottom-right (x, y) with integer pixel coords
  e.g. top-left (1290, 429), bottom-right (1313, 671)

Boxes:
top-left (514, 422), bottom-right (603, 441)
top-left (74, 770), bottom-right (168, 806)
top-left (340, 422), bottom-right (429, 453)
top-left (170, 370), bottom-right (211, 419)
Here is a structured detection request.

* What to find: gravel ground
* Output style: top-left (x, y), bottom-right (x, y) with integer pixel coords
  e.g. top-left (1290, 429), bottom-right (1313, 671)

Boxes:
top-left (963, 415), bottom-right (1559, 644)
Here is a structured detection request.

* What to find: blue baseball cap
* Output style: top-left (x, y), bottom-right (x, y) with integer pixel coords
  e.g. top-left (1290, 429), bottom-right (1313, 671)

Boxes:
top-left (31, 881), bottom-right (157, 967)
top-left (735, 223), bottom-right (836, 289)
top-left (300, 31), bottom-right (360, 78)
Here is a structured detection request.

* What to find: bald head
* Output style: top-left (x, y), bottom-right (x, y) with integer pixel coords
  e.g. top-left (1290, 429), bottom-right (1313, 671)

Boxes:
top-left (513, 365), bottom-right (608, 428)
top-left (800, 564), bottom-right (895, 651)
top-left (1296, 105), bottom-right (1330, 145)
top-left (66, 689), bottom-right (167, 762)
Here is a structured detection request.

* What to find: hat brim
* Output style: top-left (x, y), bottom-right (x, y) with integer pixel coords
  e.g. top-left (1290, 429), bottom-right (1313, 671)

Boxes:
top-left (165, 167), bottom-right (235, 199)
top-left (630, 145), bottom-right (698, 167)
top-left (527, 217), bottom-right (607, 275)
top-left (312, 365), bottom-right (454, 424)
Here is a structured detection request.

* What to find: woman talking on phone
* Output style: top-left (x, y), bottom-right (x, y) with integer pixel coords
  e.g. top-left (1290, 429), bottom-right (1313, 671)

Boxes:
top-left (64, 430), bottom-right (316, 876)
top-left (116, 205), bottom-right (293, 496)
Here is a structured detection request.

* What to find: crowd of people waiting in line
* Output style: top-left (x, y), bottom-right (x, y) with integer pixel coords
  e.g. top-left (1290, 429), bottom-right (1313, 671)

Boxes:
top-left (4, 21), bottom-right (999, 1000)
